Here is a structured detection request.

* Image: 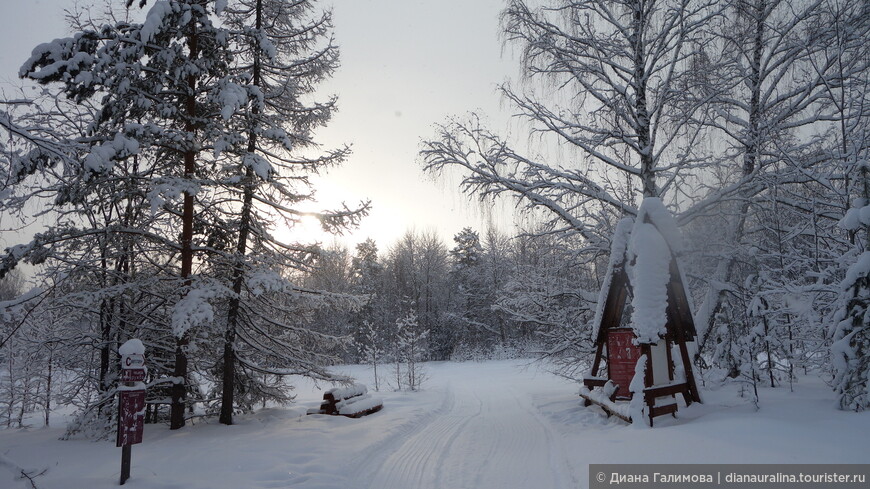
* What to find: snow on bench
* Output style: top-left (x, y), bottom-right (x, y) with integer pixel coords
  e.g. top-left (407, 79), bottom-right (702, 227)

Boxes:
top-left (307, 383), bottom-right (383, 418)
top-left (579, 380), bottom-right (688, 425)
top-left (579, 382), bottom-right (631, 423)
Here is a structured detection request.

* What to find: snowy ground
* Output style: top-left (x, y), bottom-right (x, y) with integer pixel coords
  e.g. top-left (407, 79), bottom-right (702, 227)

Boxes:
top-left (2, 360), bottom-right (868, 489)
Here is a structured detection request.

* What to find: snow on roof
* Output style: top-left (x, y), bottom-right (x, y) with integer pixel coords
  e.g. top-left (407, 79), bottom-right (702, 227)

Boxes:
top-left (591, 199), bottom-right (686, 344)
top-left (590, 218), bottom-right (634, 341)
top-left (626, 222), bottom-right (671, 344)
top-left (635, 197), bottom-right (683, 254)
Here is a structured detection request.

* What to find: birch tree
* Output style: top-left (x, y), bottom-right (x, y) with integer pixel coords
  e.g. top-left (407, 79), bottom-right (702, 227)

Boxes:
top-left (423, 0), bottom-right (721, 259)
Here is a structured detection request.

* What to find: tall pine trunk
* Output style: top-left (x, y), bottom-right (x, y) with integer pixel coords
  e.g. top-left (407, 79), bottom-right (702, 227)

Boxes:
top-left (171, 0), bottom-right (202, 430)
top-left (220, 0), bottom-right (262, 425)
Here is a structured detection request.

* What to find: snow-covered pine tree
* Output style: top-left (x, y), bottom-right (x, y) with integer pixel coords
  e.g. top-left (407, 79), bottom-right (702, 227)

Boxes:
top-left (1, 1), bottom-right (222, 432)
top-left (831, 252), bottom-right (870, 410)
top-left (352, 239), bottom-right (382, 294)
top-left (449, 228), bottom-right (488, 349)
top-left (211, 0), bottom-right (370, 424)
top-left (395, 310), bottom-right (428, 391)
top-left (358, 321), bottom-right (383, 391)
top-left (351, 238), bottom-right (384, 328)
top-left (2, 0), bottom-right (366, 431)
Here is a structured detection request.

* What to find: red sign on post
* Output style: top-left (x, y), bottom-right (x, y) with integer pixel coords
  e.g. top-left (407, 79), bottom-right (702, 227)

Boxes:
top-left (118, 339), bottom-right (146, 485)
top-left (120, 368), bottom-right (146, 383)
top-left (607, 329), bottom-right (642, 399)
top-left (117, 389), bottom-right (145, 447)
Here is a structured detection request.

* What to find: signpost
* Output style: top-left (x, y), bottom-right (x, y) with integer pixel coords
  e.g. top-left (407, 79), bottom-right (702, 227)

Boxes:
top-left (117, 340), bottom-right (146, 485)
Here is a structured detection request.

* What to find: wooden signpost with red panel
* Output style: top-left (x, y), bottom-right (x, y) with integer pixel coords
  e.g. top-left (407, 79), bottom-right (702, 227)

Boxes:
top-left (580, 203), bottom-right (701, 427)
top-left (117, 340), bottom-right (146, 485)
top-left (117, 390), bottom-right (145, 447)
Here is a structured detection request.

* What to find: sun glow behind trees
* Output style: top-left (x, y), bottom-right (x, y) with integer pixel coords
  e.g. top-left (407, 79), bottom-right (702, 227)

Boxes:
top-left (1, 0), bottom-right (869, 446)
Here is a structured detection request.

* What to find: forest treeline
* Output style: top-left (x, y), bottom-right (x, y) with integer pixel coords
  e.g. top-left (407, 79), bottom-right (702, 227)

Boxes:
top-left (1, 0), bottom-right (869, 435)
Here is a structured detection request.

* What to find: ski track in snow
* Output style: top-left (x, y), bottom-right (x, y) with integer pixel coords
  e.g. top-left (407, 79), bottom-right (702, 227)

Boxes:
top-left (360, 372), bottom-right (573, 489)
top-left (3, 361), bottom-right (869, 489)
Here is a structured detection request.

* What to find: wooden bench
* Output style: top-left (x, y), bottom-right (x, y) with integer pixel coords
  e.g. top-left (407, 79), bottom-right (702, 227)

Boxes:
top-left (643, 382), bottom-right (692, 426)
top-left (307, 384), bottom-right (383, 418)
top-left (579, 380), bottom-right (630, 423)
top-left (579, 380), bottom-right (692, 426)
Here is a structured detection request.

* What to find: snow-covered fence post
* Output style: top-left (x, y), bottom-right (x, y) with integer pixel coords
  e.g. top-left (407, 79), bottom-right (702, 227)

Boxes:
top-left (117, 340), bottom-right (146, 485)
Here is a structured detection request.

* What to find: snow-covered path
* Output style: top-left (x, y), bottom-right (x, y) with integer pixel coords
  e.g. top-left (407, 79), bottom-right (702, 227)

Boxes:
top-left (3, 360), bottom-right (869, 489)
top-left (358, 370), bottom-right (575, 489)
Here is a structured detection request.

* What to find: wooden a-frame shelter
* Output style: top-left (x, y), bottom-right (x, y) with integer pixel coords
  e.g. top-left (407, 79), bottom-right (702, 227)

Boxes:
top-left (580, 203), bottom-right (701, 426)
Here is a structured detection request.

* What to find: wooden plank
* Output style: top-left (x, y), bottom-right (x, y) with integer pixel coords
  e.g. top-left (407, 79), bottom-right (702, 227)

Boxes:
top-left (649, 403), bottom-right (678, 427)
top-left (664, 258), bottom-right (702, 405)
top-left (343, 403), bottom-right (383, 418)
top-left (667, 258), bottom-right (698, 340)
top-left (589, 342), bottom-right (605, 378)
top-left (641, 344), bottom-right (654, 388)
top-left (578, 393), bottom-right (631, 424)
top-left (650, 403), bottom-right (678, 417)
top-left (643, 382), bottom-right (690, 400)
top-left (595, 267), bottom-right (631, 345)
top-left (583, 378), bottom-right (608, 389)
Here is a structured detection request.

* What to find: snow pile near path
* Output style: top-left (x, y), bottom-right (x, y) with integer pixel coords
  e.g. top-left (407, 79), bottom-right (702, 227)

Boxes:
top-left (0, 453), bottom-right (44, 489)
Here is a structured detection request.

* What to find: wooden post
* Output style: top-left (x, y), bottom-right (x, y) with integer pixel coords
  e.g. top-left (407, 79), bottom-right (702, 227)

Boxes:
top-left (120, 445), bottom-right (131, 485)
top-left (589, 342), bottom-right (605, 377)
top-left (118, 340), bottom-right (146, 485)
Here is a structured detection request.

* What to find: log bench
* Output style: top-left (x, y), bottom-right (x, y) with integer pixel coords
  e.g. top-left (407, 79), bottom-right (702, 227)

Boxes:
top-left (307, 384), bottom-right (383, 418)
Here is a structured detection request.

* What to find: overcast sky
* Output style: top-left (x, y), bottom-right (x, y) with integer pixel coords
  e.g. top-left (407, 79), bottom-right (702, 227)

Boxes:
top-left (0, 0), bottom-right (522, 252)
